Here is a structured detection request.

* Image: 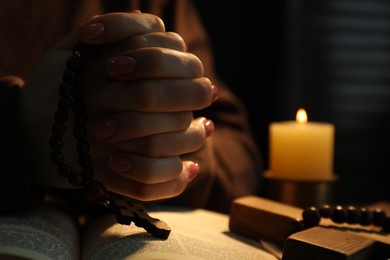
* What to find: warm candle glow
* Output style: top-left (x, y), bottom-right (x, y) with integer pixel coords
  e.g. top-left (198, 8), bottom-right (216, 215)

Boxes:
top-left (267, 107), bottom-right (335, 181)
top-left (296, 108), bottom-right (308, 123)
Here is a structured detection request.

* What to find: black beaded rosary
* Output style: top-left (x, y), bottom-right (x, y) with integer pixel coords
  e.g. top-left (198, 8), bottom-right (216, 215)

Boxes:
top-left (298, 204), bottom-right (390, 233)
top-left (49, 42), bottom-right (171, 239)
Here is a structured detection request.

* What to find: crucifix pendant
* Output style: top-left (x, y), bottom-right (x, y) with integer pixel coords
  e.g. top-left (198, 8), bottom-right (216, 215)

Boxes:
top-left (110, 199), bottom-right (171, 239)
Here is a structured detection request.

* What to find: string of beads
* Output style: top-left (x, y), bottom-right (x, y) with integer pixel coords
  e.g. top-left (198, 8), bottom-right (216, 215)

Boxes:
top-left (50, 43), bottom-right (112, 206)
top-left (300, 204), bottom-right (390, 233)
top-left (49, 42), bottom-right (170, 239)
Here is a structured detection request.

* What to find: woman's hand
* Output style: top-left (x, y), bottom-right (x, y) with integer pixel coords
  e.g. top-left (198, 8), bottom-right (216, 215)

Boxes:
top-left (19, 11), bottom-right (217, 202)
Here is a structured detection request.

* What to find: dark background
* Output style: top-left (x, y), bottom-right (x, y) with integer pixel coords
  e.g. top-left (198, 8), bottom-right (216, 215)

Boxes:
top-left (194, 0), bottom-right (390, 206)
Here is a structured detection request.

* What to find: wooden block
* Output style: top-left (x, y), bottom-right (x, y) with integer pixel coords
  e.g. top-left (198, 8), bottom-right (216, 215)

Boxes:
top-left (229, 195), bottom-right (303, 247)
top-left (282, 226), bottom-right (376, 259)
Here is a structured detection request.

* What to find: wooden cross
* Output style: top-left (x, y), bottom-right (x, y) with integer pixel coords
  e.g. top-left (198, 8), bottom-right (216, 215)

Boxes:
top-left (229, 196), bottom-right (390, 259)
top-left (113, 199), bottom-right (171, 239)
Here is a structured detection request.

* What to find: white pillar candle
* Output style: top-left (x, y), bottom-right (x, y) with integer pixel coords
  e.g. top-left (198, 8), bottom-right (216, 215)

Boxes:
top-left (267, 108), bottom-right (335, 181)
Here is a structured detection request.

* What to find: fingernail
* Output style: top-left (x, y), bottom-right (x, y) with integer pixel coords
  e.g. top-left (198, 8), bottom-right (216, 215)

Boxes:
top-left (211, 85), bottom-right (219, 103)
top-left (78, 22), bottom-right (105, 42)
top-left (107, 56), bottom-right (136, 76)
top-left (187, 162), bottom-right (200, 182)
top-left (108, 156), bottom-right (132, 173)
top-left (204, 119), bottom-right (214, 137)
top-left (91, 119), bottom-right (117, 140)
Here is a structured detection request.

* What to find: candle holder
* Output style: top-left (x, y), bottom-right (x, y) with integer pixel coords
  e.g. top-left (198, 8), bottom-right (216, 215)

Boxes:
top-left (263, 171), bottom-right (337, 209)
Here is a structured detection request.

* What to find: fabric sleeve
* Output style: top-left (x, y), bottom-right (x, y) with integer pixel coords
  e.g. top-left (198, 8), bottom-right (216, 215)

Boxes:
top-left (164, 0), bottom-right (264, 213)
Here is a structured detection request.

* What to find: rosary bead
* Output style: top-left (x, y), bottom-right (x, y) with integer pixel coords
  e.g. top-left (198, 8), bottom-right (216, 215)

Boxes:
top-left (50, 151), bottom-right (64, 165)
top-left (102, 199), bottom-right (111, 208)
top-left (331, 205), bottom-right (347, 224)
top-left (68, 173), bottom-right (83, 187)
top-left (63, 69), bottom-right (77, 83)
top-left (59, 82), bottom-right (73, 97)
top-left (302, 206), bottom-right (321, 228)
top-left (63, 67), bottom-right (83, 85)
top-left (54, 110), bottom-right (68, 124)
top-left (81, 167), bottom-right (94, 181)
top-left (57, 97), bottom-right (73, 111)
top-left (57, 164), bottom-right (73, 178)
top-left (74, 112), bottom-right (87, 125)
top-left (72, 49), bottom-right (81, 57)
top-left (319, 204), bottom-right (333, 218)
top-left (359, 207), bottom-right (373, 226)
top-left (49, 136), bottom-right (63, 151)
top-left (85, 180), bottom-right (108, 204)
top-left (73, 125), bottom-right (87, 139)
top-left (77, 139), bottom-right (89, 153)
top-left (301, 204), bottom-right (389, 234)
top-left (346, 205), bottom-right (361, 224)
top-left (372, 208), bottom-right (387, 226)
top-left (52, 123), bottom-right (65, 137)
top-left (66, 55), bottom-right (84, 71)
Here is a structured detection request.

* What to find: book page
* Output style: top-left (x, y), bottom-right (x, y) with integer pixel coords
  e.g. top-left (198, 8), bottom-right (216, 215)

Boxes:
top-left (82, 205), bottom-right (277, 260)
top-left (0, 206), bottom-right (79, 260)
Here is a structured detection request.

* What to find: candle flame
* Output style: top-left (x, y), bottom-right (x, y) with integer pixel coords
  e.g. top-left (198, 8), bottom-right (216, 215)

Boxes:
top-left (296, 108), bottom-right (308, 123)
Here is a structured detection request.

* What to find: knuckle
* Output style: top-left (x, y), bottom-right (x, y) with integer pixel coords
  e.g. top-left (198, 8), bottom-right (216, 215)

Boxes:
top-left (185, 53), bottom-right (204, 77)
top-left (128, 34), bottom-right (150, 48)
top-left (165, 32), bottom-right (186, 51)
top-left (150, 15), bottom-right (166, 32)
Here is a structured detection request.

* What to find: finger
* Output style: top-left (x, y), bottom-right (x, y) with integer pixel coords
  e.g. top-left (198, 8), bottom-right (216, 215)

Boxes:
top-left (106, 47), bottom-right (203, 80)
top-left (114, 117), bottom-right (214, 157)
top-left (50, 13), bottom-right (167, 52)
top-left (77, 12), bottom-right (165, 44)
top-left (111, 31), bottom-right (187, 54)
top-left (86, 77), bottom-right (215, 114)
top-left (83, 32), bottom-right (188, 84)
top-left (107, 154), bottom-right (183, 184)
top-left (104, 160), bottom-right (200, 201)
top-left (89, 111), bottom-right (193, 142)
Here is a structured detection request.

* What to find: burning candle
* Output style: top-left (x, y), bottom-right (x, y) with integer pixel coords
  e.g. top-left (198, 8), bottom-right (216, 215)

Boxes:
top-left (267, 108), bottom-right (335, 181)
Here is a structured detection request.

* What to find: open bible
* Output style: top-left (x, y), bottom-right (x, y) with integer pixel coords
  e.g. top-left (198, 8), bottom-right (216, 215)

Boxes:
top-left (0, 203), bottom-right (277, 260)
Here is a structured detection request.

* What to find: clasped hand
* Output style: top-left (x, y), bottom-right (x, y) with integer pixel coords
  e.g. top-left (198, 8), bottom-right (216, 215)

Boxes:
top-left (19, 11), bottom-right (217, 202)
